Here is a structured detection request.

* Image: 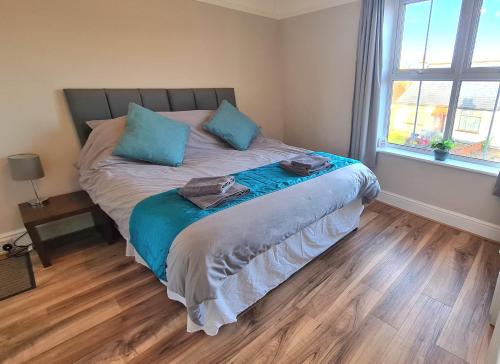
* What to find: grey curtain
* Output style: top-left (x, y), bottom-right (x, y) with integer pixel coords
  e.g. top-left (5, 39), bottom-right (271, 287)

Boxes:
top-left (495, 172), bottom-right (500, 197)
top-left (349, 0), bottom-right (384, 169)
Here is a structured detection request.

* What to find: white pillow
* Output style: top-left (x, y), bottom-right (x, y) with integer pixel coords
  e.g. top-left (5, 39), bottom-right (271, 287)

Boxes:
top-left (86, 110), bottom-right (212, 129)
top-left (79, 110), bottom-right (230, 169)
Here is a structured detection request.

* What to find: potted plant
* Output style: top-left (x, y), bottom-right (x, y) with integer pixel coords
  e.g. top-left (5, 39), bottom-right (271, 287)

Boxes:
top-left (431, 138), bottom-right (455, 161)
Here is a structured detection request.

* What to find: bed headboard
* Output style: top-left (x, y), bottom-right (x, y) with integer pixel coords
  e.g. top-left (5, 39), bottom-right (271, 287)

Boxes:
top-left (63, 88), bottom-right (236, 146)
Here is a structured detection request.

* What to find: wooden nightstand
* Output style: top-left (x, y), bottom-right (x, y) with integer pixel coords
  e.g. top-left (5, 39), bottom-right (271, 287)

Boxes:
top-left (18, 191), bottom-right (118, 267)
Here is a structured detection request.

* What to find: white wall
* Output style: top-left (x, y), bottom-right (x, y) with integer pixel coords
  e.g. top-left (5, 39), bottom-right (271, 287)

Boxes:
top-left (279, 1), bottom-right (500, 228)
top-left (0, 0), bottom-right (284, 234)
top-left (376, 153), bottom-right (499, 225)
top-left (280, 2), bottom-right (361, 156)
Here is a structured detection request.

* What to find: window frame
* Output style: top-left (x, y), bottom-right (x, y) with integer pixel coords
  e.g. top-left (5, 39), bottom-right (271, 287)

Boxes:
top-left (456, 111), bottom-right (482, 134)
top-left (384, 0), bottom-right (500, 167)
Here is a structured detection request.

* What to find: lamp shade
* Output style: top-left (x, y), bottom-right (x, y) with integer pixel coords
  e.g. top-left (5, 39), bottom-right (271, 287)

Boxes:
top-left (8, 154), bottom-right (45, 181)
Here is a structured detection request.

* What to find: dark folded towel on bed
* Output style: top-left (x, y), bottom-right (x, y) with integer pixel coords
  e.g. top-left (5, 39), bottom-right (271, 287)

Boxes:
top-left (290, 154), bottom-right (330, 170)
top-left (179, 176), bottom-right (235, 197)
top-left (280, 160), bottom-right (332, 176)
top-left (179, 182), bottom-right (250, 209)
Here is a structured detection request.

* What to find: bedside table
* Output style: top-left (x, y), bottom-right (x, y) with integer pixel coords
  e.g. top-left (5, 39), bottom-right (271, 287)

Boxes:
top-left (18, 191), bottom-right (118, 267)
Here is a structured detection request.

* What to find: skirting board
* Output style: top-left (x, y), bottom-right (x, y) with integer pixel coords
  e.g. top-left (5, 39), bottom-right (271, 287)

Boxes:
top-left (378, 190), bottom-right (500, 243)
top-left (0, 228), bottom-right (26, 244)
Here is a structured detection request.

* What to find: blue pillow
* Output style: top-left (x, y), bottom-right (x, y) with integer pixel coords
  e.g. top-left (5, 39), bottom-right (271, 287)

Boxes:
top-left (113, 103), bottom-right (190, 166)
top-left (203, 100), bottom-right (260, 150)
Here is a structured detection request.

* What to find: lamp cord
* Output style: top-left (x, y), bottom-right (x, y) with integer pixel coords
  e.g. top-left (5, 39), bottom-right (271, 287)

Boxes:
top-left (2, 232), bottom-right (31, 258)
top-left (12, 231), bottom-right (30, 247)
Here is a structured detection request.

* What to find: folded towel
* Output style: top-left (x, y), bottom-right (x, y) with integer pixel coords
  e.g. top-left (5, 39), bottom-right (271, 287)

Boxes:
top-left (179, 176), bottom-right (235, 197)
top-left (290, 154), bottom-right (330, 170)
top-left (280, 160), bottom-right (332, 176)
top-left (179, 182), bottom-right (250, 209)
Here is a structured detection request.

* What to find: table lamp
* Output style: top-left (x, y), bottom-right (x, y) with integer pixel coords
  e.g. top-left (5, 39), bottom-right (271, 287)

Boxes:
top-left (8, 154), bottom-right (48, 207)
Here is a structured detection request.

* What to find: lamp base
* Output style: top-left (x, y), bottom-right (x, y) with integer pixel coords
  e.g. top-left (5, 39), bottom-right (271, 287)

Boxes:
top-left (28, 197), bottom-right (49, 208)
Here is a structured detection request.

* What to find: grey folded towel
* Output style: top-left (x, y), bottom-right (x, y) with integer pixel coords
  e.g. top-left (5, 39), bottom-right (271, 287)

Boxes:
top-left (290, 154), bottom-right (330, 169)
top-left (280, 160), bottom-right (332, 176)
top-left (179, 182), bottom-right (250, 209)
top-left (179, 176), bottom-right (235, 197)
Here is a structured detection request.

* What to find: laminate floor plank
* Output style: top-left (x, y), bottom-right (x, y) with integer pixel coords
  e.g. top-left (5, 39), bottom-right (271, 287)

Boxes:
top-left (281, 284), bottom-right (384, 364)
top-left (371, 225), bottom-right (457, 329)
top-left (295, 212), bottom-right (410, 312)
top-left (382, 294), bottom-right (452, 363)
top-left (366, 200), bottom-right (405, 218)
top-left (281, 214), bottom-right (436, 363)
top-left (129, 266), bottom-right (313, 364)
top-left (30, 290), bottom-right (171, 364)
top-left (0, 265), bottom-right (152, 352)
top-left (0, 253), bottom-right (136, 327)
top-left (27, 236), bottom-right (126, 287)
top-left (224, 309), bottom-right (323, 364)
top-left (360, 218), bottom-right (439, 293)
top-left (323, 315), bottom-right (397, 364)
top-left (422, 232), bottom-right (481, 306)
top-left (1, 202), bottom-right (496, 364)
top-left (425, 346), bottom-right (469, 364)
top-left (2, 271), bottom-right (165, 363)
top-left (437, 240), bottom-right (499, 363)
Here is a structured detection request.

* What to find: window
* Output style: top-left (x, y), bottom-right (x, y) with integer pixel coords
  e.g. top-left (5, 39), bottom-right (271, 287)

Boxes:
top-left (457, 111), bottom-right (481, 133)
top-left (386, 0), bottom-right (500, 165)
top-left (472, 0), bottom-right (500, 67)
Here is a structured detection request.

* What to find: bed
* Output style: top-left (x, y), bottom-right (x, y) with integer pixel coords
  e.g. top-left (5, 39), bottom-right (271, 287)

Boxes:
top-left (65, 88), bottom-right (380, 335)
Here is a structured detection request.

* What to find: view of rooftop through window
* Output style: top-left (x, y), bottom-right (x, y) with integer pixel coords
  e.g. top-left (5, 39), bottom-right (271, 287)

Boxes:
top-left (387, 0), bottom-right (500, 163)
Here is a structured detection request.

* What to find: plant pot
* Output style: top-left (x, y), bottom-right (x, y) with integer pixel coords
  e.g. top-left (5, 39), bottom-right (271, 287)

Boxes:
top-left (433, 149), bottom-right (449, 161)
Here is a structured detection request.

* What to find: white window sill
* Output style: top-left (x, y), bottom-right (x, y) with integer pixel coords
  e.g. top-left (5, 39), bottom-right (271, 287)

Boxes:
top-left (377, 146), bottom-right (500, 177)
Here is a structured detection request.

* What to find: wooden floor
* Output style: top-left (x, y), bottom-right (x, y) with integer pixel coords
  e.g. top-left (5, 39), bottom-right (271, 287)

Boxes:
top-left (1, 202), bottom-right (498, 364)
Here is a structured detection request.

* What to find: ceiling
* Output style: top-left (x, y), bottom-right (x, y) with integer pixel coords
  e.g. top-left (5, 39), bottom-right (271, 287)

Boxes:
top-left (195, 0), bottom-right (357, 19)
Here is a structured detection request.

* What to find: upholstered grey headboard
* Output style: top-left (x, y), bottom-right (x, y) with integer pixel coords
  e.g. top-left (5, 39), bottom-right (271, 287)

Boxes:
top-left (64, 88), bottom-right (236, 146)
